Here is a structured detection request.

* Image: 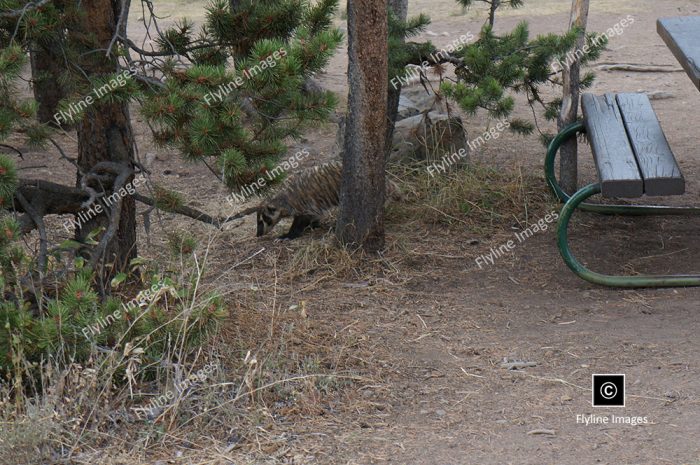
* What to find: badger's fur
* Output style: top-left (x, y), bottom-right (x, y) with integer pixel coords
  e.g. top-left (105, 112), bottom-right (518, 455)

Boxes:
top-left (257, 161), bottom-right (400, 239)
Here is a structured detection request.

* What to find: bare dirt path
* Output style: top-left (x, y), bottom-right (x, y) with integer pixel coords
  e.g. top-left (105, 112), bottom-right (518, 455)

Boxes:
top-left (274, 1), bottom-right (700, 463)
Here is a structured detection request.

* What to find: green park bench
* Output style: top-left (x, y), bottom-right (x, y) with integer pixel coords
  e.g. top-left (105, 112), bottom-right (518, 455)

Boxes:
top-left (545, 92), bottom-right (700, 288)
top-left (544, 16), bottom-right (700, 288)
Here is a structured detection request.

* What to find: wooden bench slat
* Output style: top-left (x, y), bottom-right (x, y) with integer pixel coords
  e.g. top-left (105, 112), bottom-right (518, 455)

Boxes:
top-left (657, 17), bottom-right (700, 91)
top-left (615, 93), bottom-right (685, 196)
top-left (581, 93), bottom-right (643, 198)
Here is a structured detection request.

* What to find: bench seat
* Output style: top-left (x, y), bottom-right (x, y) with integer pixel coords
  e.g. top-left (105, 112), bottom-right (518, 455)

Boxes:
top-left (581, 93), bottom-right (684, 198)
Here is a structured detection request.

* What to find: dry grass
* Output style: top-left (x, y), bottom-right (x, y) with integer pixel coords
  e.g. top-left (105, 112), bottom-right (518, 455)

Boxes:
top-left (1, 276), bottom-right (374, 464)
top-left (388, 162), bottom-right (557, 237)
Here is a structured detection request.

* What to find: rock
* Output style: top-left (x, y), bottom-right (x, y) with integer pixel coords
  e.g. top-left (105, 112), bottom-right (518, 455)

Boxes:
top-left (144, 152), bottom-right (156, 167)
top-left (334, 90), bottom-right (467, 166)
top-left (390, 111), bottom-right (469, 165)
top-left (401, 85), bottom-right (444, 113)
top-left (396, 95), bottom-right (421, 120)
top-left (435, 409), bottom-right (446, 417)
top-left (647, 91), bottom-right (675, 100)
top-left (390, 114), bottom-right (423, 161)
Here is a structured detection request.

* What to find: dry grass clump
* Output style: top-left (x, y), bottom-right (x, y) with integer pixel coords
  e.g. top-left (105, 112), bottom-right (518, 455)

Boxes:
top-left (278, 235), bottom-right (406, 292)
top-left (1, 285), bottom-right (369, 464)
top-left (284, 236), bottom-right (361, 279)
top-left (0, 396), bottom-right (56, 465)
top-left (388, 162), bottom-right (557, 236)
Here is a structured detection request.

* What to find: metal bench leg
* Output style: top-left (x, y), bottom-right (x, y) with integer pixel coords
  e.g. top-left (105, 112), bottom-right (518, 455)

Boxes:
top-left (558, 183), bottom-right (700, 288)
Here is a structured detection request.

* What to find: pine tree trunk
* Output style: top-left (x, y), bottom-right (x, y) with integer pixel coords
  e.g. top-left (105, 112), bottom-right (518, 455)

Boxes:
top-left (30, 44), bottom-right (67, 126)
top-left (488, 0), bottom-right (500, 28)
top-left (558, 0), bottom-right (589, 194)
top-left (388, 0), bottom-right (408, 22)
top-left (73, 0), bottom-right (137, 278)
top-left (385, 0), bottom-right (408, 159)
top-left (336, 0), bottom-right (388, 252)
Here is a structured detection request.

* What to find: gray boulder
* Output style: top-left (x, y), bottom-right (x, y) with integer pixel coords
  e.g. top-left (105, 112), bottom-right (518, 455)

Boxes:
top-left (396, 95), bottom-right (421, 120)
top-left (390, 111), bottom-right (469, 165)
top-left (400, 84), bottom-right (448, 114)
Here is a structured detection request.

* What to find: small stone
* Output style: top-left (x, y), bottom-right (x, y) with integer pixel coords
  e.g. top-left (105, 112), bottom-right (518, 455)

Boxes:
top-left (647, 91), bottom-right (675, 100)
top-left (435, 409), bottom-right (446, 417)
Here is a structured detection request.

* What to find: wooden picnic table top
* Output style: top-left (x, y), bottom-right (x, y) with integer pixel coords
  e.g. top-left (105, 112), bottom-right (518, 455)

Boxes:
top-left (657, 16), bottom-right (700, 91)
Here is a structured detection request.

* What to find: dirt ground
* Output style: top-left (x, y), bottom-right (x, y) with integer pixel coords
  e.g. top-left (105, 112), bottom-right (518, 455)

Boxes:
top-left (10, 0), bottom-right (700, 463)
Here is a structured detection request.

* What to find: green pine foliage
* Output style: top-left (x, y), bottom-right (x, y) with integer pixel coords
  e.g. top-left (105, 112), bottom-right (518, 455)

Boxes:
top-left (388, 11), bottom-right (433, 82)
top-left (456, 0), bottom-right (524, 27)
top-left (438, 6), bottom-right (605, 139)
top-left (386, 1), bottom-right (606, 142)
top-left (456, 0), bottom-right (524, 10)
top-left (141, 0), bottom-right (343, 190)
top-left (0, 46), bottom-right (47, 144)
top-left (1, 0), bottom-right (84, 118)
top-left (0, 154), bottom-right (18, 207)
top-left (0, 250), bottom-right (226, 383)
top-left (153, 184), bottom-right (186, 212)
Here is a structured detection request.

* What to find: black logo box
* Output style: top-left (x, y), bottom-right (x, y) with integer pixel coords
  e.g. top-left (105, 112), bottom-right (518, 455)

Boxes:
top-left (592, 374), bottom-right (625, 407)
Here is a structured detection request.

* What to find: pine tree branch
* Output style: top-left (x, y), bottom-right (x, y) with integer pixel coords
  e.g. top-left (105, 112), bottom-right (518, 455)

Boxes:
top-left (119, 35), bottom-right (215, 57)
top-left (8, 178), bottom-right (254, 234)
top-left (0, 143), bottom-right (24, 159)
top-left (106, 0), bottom-right (130, 58)
top-left (14, 190), bottom-right (48, 273)
top-left (48, 137), bottom-right (81, 174)
top-left (12, 179), bottom-right (92, 222)
top-left (221, 206), bottom-right (260, 224)
top-left (0, 0), bottom-right (51, 19)
top-left (133, 194), bottom-right (250, 229)
top-left (89, 165), bottom-right (133, 272)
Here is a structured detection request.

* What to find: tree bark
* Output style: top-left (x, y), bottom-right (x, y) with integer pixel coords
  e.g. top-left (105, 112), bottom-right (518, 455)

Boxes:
top-left (72, 0), bottom-right (137, 278)
top-left (488, 0), bottom-right (500, 28)
top-left (336, 0), bottom-right (388, 252)
top-left (30, 44), bottom-right (68, 126)
top-left (385, 0), bottom-right (408, 159)
top-left (558, 0), bottom-right (590, 194)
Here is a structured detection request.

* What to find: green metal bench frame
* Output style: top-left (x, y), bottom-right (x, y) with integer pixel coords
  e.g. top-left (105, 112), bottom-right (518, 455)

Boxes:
top-left (545, 121), bottom-right (700, 288)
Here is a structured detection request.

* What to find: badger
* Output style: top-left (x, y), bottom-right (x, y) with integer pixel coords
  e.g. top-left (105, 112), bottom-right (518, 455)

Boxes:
top-left (256, 161), bottom-right (400, 240)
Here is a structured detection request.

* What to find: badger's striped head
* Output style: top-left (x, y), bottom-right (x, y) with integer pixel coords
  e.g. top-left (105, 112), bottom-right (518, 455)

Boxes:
top-left (257, 205), bottom-right (283, 237)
